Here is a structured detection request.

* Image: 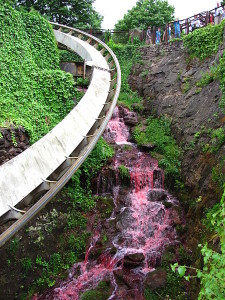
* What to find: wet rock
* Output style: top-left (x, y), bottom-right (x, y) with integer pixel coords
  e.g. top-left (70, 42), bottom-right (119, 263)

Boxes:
top-left (146, 250), bottom-right (161, 268)
top-left (144, 270), bottom-right (167, 290)
top-left (123, 253), bottom-right (145, 268)
top-left (147, 189), bottom-right (167, 202)
top-left (151, 207), bottom-right (165, 224)
top-left (170, 207), bottom-right (182, 225)
top-left (123, 111), bottom-right (138, 126)
top-left (113, 269), bottom-right (143, 290)
top-left (0, 126), bottom-right (30, 166)
top-left (116, 207), bottom-right (133, 232)
top-left (118, 290), bottom-right (145, 300)
top-left (139, 142), bottom-right (156, 152)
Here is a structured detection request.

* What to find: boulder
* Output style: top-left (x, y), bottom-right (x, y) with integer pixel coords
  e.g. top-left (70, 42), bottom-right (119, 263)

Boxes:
top-left (123, 252), bottom-right (145, 268)
top-left (147, 189), bottom-right (167, 202)
top-left (144, 270), bottom-right (167, 290)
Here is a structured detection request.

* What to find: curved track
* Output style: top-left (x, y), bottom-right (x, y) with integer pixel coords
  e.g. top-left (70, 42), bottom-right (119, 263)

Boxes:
top-left (0, 23), bottom-right (121, 247)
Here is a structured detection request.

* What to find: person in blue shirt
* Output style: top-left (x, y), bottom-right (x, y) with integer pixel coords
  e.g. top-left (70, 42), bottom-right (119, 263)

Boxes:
top-left (155, 27), bottom-right (161, 44)
top-left (174, 18), bottom-right (181, 38)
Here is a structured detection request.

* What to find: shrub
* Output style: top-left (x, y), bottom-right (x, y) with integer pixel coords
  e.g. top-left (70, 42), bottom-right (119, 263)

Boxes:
top-left (0, 4), bottom-right (75, 143)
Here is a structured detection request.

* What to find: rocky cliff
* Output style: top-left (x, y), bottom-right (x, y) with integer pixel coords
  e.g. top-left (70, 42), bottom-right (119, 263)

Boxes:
top-left (129, 40), bottom-right (225, 206)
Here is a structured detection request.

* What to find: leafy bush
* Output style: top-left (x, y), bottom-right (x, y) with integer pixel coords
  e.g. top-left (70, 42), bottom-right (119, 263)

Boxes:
top-left (118, 165), bottom-right (130, 180)
top-left (212, 158), bottom-right (225, 193)
top-left (107, 40), bottom-right (142, 109)
top-left (0, 4), bottom-right (76, 143)
top-left (172, 189), bottom-right (225, 300)
top-left (76, 77), bottom-right (89, 87)
top-left (26, 137), bottom-right (114, 292)
top-left (183, 22), bottom-right (224, 60)
top-left (59, 49), bottom-right (83, 62)
top-left (133, 116), bottom-right (181, 182)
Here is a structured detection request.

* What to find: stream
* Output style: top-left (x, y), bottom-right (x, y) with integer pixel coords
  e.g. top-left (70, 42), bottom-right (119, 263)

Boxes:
top-left (38, 106), bottom-right (181, 300)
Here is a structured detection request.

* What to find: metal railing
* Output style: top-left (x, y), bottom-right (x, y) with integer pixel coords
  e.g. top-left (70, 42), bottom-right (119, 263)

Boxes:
top-left (78, 4), bottom-right (223, 44)
top-left (0, 22), bottom-right (121, 247)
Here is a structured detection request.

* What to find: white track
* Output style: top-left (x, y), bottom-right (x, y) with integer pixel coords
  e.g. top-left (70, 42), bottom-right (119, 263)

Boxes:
top-left (0, 23), bottom-right (121, 246)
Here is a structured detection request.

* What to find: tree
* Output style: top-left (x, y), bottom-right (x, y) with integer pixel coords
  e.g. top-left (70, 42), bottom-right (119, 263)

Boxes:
top-left (114, 0), bottom-right (174, 30)
top-left (15, 0), bottom-right (103, 28)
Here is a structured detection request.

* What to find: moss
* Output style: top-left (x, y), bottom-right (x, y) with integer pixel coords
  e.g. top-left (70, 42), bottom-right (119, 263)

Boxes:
top-left (80, 281), bottom-right (111, 300)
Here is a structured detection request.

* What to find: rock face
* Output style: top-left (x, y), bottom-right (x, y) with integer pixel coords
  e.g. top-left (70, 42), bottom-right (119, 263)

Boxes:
top-left (128, 40), bottom-right (225, 202)
top-left (0, 126), bottom-right (30, 166)
top-left (144, 269), bottom-right (167, 290)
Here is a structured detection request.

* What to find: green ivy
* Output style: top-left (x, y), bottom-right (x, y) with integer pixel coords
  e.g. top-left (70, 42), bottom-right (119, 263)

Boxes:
top-left (183, 22), bottom-right (224, 60)
top-left (59, 49), bottom-right (83, 62)
top-left (133, 116), bottom-right (181, 183)
top-left (172, 188), bottom-right (225, 299)
top-left (118, 165), bottom-right (130, 180)
top-left (107, 39), bottom-right (142, 110)
top-left (0, 4), bottom-right (76, 143)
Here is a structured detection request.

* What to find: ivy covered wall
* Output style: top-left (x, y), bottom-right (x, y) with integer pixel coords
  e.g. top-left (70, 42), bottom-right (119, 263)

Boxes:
top-left (0, 4), bottom-right (76, 143)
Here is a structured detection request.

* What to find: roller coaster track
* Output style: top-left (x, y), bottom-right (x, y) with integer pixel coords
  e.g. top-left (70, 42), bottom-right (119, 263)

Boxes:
top-left (0, 23), bottom-right (121, 247)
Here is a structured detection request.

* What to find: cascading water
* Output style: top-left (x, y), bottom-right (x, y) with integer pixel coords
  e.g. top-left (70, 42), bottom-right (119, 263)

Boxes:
top-left (37, 106), bottom-right (181, 300)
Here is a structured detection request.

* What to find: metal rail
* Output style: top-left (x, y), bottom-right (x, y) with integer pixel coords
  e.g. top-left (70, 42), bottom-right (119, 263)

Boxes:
top-left (0, 23), bottom-right (121, 247)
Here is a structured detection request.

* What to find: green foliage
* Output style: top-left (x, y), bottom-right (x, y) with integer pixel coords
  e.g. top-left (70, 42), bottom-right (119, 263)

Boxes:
top-left (172, 189), bottom-right (225, 300)
top-left (0, 4), bottom-right (76, 143)
top-left (144, 267), bottom-right (186, 300)
top-left (185, 130), bottom-right (202, 150)
top-left (9, 238), bottom-right (20, 253)
top-left (13, 137), bottom-right (114, 293)
top-left (68, 232), bottom-right (90, 253)
top-left (81, 137), bottom-right (115, 184)
top-left (118, 165), bottom-right (130, 180)
top-left (183, 22), bottom-right (224, 60)
top-left (21, 257), bottom-right (33, 274)
top-left (214, 49), bottom-right (225, 111)
top-left (59, 50), bottom-right (83, 62)
top-left (210, 127), bottom-right (225, 152)
top-left (182, 81), bottom-right (190, 93)
top-left (133, 116), bottom-right (181, 182)
top-left (196, 71), bottom-right (215, 87)
top-left (76, 77), bottom-right (89, 87)
top-left (212, 158), bottom-right (225, 192)
top-left (107, 40), bottom-right (142, 109)
top-left (202, 127), bottom-right (225, 154)
top-left (114, 0), bottom-right (174, 30)
top-left (15, 0), bottom-right (103, 29)
top-left (80, 281), bottom-right (111, 300)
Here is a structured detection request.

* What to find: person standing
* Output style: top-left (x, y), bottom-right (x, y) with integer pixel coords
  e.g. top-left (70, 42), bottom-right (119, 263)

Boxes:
top-left (163, 23), bottom-right (171, 42)
top-left (191, 15), bottom-right (200, 31)
top-left (155, 27), bottom-right (161, 44)
top-left (221, 5), bottom-right (225, 20)
top-left (215, 2), bottom-right (223, 25)
top-left (174, 18), bottom-right (181, 38)
top-left (146, 26), bottom-right (152, 44)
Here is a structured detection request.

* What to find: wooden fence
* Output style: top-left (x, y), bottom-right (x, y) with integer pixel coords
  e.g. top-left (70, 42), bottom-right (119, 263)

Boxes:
top-left (78, 4), bottom-right (224, 44)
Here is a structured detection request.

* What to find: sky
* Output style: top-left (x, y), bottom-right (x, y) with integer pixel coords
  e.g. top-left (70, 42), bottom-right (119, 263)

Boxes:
top-left (93, 0), bottom-right (218, 29)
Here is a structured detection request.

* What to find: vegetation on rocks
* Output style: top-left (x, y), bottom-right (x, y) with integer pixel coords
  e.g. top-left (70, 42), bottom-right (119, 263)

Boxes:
top-left (133, 116), bottom-right (181, 184)
top-left (172, 189), bottom-right (225, 300)
top-left (0, 3), bottom-right (76, 143)
top-left (59, 49), bottom-right (83, 62)
top-left (107, 39), bottom-right (143, 110)
top-left (0, 137), bottom-right (114, 298)
top-left (183, 21), bottom-right (224, 60)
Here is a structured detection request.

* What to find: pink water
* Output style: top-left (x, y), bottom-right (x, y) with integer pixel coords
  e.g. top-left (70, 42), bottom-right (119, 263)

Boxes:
top-left (38, 107), bottom-right (179, 299)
